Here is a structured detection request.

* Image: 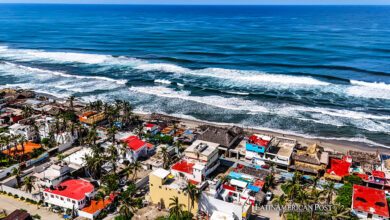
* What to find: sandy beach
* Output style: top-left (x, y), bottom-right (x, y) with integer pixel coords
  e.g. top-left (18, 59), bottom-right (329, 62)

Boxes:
top-left (138, 112), bottom-right (390, 155)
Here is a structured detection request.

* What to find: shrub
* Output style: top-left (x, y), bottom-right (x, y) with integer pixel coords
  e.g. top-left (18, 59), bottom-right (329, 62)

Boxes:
top-left (20, 209), bottom-right (27, 212)
top-left (20, 197), bottom-right (25, 200)
top-left (343, 175), bottom-right (363, 185)
top-left (33, 214), bottom-right (41, 219)
top-left (38, 200), bottom-right (43, 205)
top-left (14, 194), bottom-right (19, 198)
top-left (335, 183), bottom-right (353, 208)
top-left (8, 192), bottom-right (12, 196)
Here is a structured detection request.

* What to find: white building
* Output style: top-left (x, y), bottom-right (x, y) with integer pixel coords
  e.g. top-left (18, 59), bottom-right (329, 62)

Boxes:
top-left (171, 140), bottom-right (220, 183)
top-left (8, 123), bottom-right (35, 141)
top-left (43, 179), bottom-right (96, 210)
top-left (34, 163), bottom-right (72, 188)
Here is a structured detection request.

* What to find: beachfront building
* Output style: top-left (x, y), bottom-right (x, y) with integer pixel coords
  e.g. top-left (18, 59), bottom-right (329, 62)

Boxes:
top-left (245, 136), bottom-right (296, 168)
top-left (149, 168), bottom-right (199, 214)
top-left (352, 185), bottom-right (389, 219)
top-left (197, 125), bottom-right (243, 157)
top-left (245, 134), bottom-right (272, 162)
top-left (171, 140), bottom-right (219, 182)
top-left (290, 144), bottom-right (329, 175)
top-left (324, 156), bottom-right (352, 181)
top-left (79, 111), bottom-right (105, 125)
top-left (144, 123), bottom-right (159, 135)
top-left (123, 135), bottom-right (154, 163)
top-left (43, 179), bottom-right (96, 210)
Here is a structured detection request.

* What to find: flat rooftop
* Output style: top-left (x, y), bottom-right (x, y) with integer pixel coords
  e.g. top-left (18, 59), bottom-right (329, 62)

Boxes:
top-left (267, 137), bottom-right (296, 157)
top-left (185, 140), bottom-right (219, 157)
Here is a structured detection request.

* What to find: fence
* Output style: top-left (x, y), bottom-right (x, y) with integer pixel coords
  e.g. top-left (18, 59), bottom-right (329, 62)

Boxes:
top-left (0, 177), bottom-right (41, 202)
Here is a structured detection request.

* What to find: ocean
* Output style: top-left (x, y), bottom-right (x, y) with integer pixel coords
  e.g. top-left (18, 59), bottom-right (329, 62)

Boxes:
top-left (0, 4), bottom-right (389, 147)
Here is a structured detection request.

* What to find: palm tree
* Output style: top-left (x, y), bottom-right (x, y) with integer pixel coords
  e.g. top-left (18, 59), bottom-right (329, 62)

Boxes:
top-left (118, 189), bottom-right (137, 219)
top-left (323, 181), bottom-right (336, 204)
top-left (68, 95), bottom-right (75, 111)
top-left (135, 125), bottom-right (144, 139)
top-left (57, 153), bottom-right (66, 161)
top-left (107, 145), bottom-right (118, 174)
top-left (308, 189), bottom-right (323, 219)
top-left (263, 175), bottom-right (276, 192)
top-left (184, 182), bottom-right (198, 215)
top-left (120, 142), bottom-right (128, 160)
top-left (22, 106), bottom-right (33, 118)
top-left (282, 171), bottom-right (303, 201)
top-left (87, 128), bottom-right (98, 146)
top-left (12, 167), bottom-right (22, 188)
top-left (325, 204), bottom-right (356, 220)
top-left (161, 147), bottom-right (170, 169)
top-left (173, 124), bottom-right (179, 136)
top-left (169, 196), bottom-right (185, 219)
top-left (131, 161), bottom-right (141, 182)
top-left (106, 126), bottom-right (118, 144)
top-left (272, 194), bottom-right (287, 217)
top-left (95, 190), bottom-right (106, 206)
top-left (19, 133), bottom-right (27, 156)
top-left (22, 176), bottom-right (35, 193)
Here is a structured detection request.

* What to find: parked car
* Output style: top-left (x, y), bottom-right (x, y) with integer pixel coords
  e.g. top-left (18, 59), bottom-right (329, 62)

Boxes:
top-left (261, 164), bottom-right (270, 169)
top-left (265, 191), bottom-right (273, 201)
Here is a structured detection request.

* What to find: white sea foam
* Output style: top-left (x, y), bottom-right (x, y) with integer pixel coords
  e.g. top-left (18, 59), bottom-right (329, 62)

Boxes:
top-left (350, 80), bottom-right (390, 90)
top-left (154, 79), bottom-right (172, 85)
top-left (3, 62), bottom-right (127, 85)
top-left (135, 63), bottom-right (330, 86)
top-left (0, 46), bottom-right (145, 66)
top-left (346, 81), bottom-right (390, 100)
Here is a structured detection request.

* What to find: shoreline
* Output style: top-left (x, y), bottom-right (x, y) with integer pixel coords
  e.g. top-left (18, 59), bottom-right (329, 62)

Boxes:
top-left (136, 112), bottom-right (390, 154)
top-left (28, 90), bottom-right (390, 155)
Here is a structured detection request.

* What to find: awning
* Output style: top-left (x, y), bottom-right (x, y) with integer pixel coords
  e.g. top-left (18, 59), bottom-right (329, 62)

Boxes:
top-left (230, 179), bottom-right (247, 188)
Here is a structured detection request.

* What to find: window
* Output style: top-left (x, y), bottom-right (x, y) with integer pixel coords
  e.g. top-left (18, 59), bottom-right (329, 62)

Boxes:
top-left (67, 198), bottom-right (70, 202)
top-left (159, 186), bottom-right (162, 189)
top-left (45, 193), bottom-right (48, 196)
top-left (184, 193), bottom-right (187, 196)
top-left (151, 184), bottom-right (153, 186)
top-left (72, 200), bottom-right (75, 204)
top-left (178, 192), bottom-right (181, 194)
top-left (56, 196), bottom-right (59, 199)
top-left (60, 197), bottom-right (64, 201)
top-left (51, 195), bottom-right (54, 198)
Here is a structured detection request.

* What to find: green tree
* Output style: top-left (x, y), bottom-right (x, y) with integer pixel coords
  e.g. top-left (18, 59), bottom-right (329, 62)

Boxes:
top-left (22, 176), bottom-right (35, 193)
top-left (169, 196), bottom-right (185, 219)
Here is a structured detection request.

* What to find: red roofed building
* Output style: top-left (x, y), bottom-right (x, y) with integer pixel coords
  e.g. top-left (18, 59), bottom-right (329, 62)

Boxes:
top-left (326, 156), bottom-right (352, 179)
top-left (123, 136), bottom-right (152, 163)
top-left (172, 159), bottom-right (195, 175)
top-left (144, 123), bottom-right (159, 134)
top-left (79, 193), bottom-right (117, 219)
top-left (352, 185), bottom-right (389, 219)
top-left (43, 179), bottom-right (95, 210)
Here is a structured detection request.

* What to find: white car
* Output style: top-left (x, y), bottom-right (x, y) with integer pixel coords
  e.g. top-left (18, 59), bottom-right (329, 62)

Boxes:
top-left (265, 191), bottom-right (273, 201)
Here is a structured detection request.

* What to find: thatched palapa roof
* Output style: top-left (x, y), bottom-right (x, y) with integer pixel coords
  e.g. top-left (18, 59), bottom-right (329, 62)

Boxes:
top-left (198, 125), bottom-right (243, 149)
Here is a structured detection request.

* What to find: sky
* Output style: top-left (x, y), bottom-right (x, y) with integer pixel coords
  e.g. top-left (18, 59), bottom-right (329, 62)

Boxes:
top-left (0, 0), bottom-right (390, 5)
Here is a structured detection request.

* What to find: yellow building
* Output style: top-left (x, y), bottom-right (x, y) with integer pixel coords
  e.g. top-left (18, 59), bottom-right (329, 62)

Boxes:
top-left (149, 168), bottom-right (198, 214)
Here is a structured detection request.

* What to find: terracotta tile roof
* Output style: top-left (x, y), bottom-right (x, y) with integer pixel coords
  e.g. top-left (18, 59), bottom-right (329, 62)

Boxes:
top-left (81, 193), bottom-right (117, 214)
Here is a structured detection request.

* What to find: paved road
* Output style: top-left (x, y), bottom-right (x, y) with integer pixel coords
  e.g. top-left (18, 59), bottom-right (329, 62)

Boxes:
top-left (0, 195), bottom-right (62, 220)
